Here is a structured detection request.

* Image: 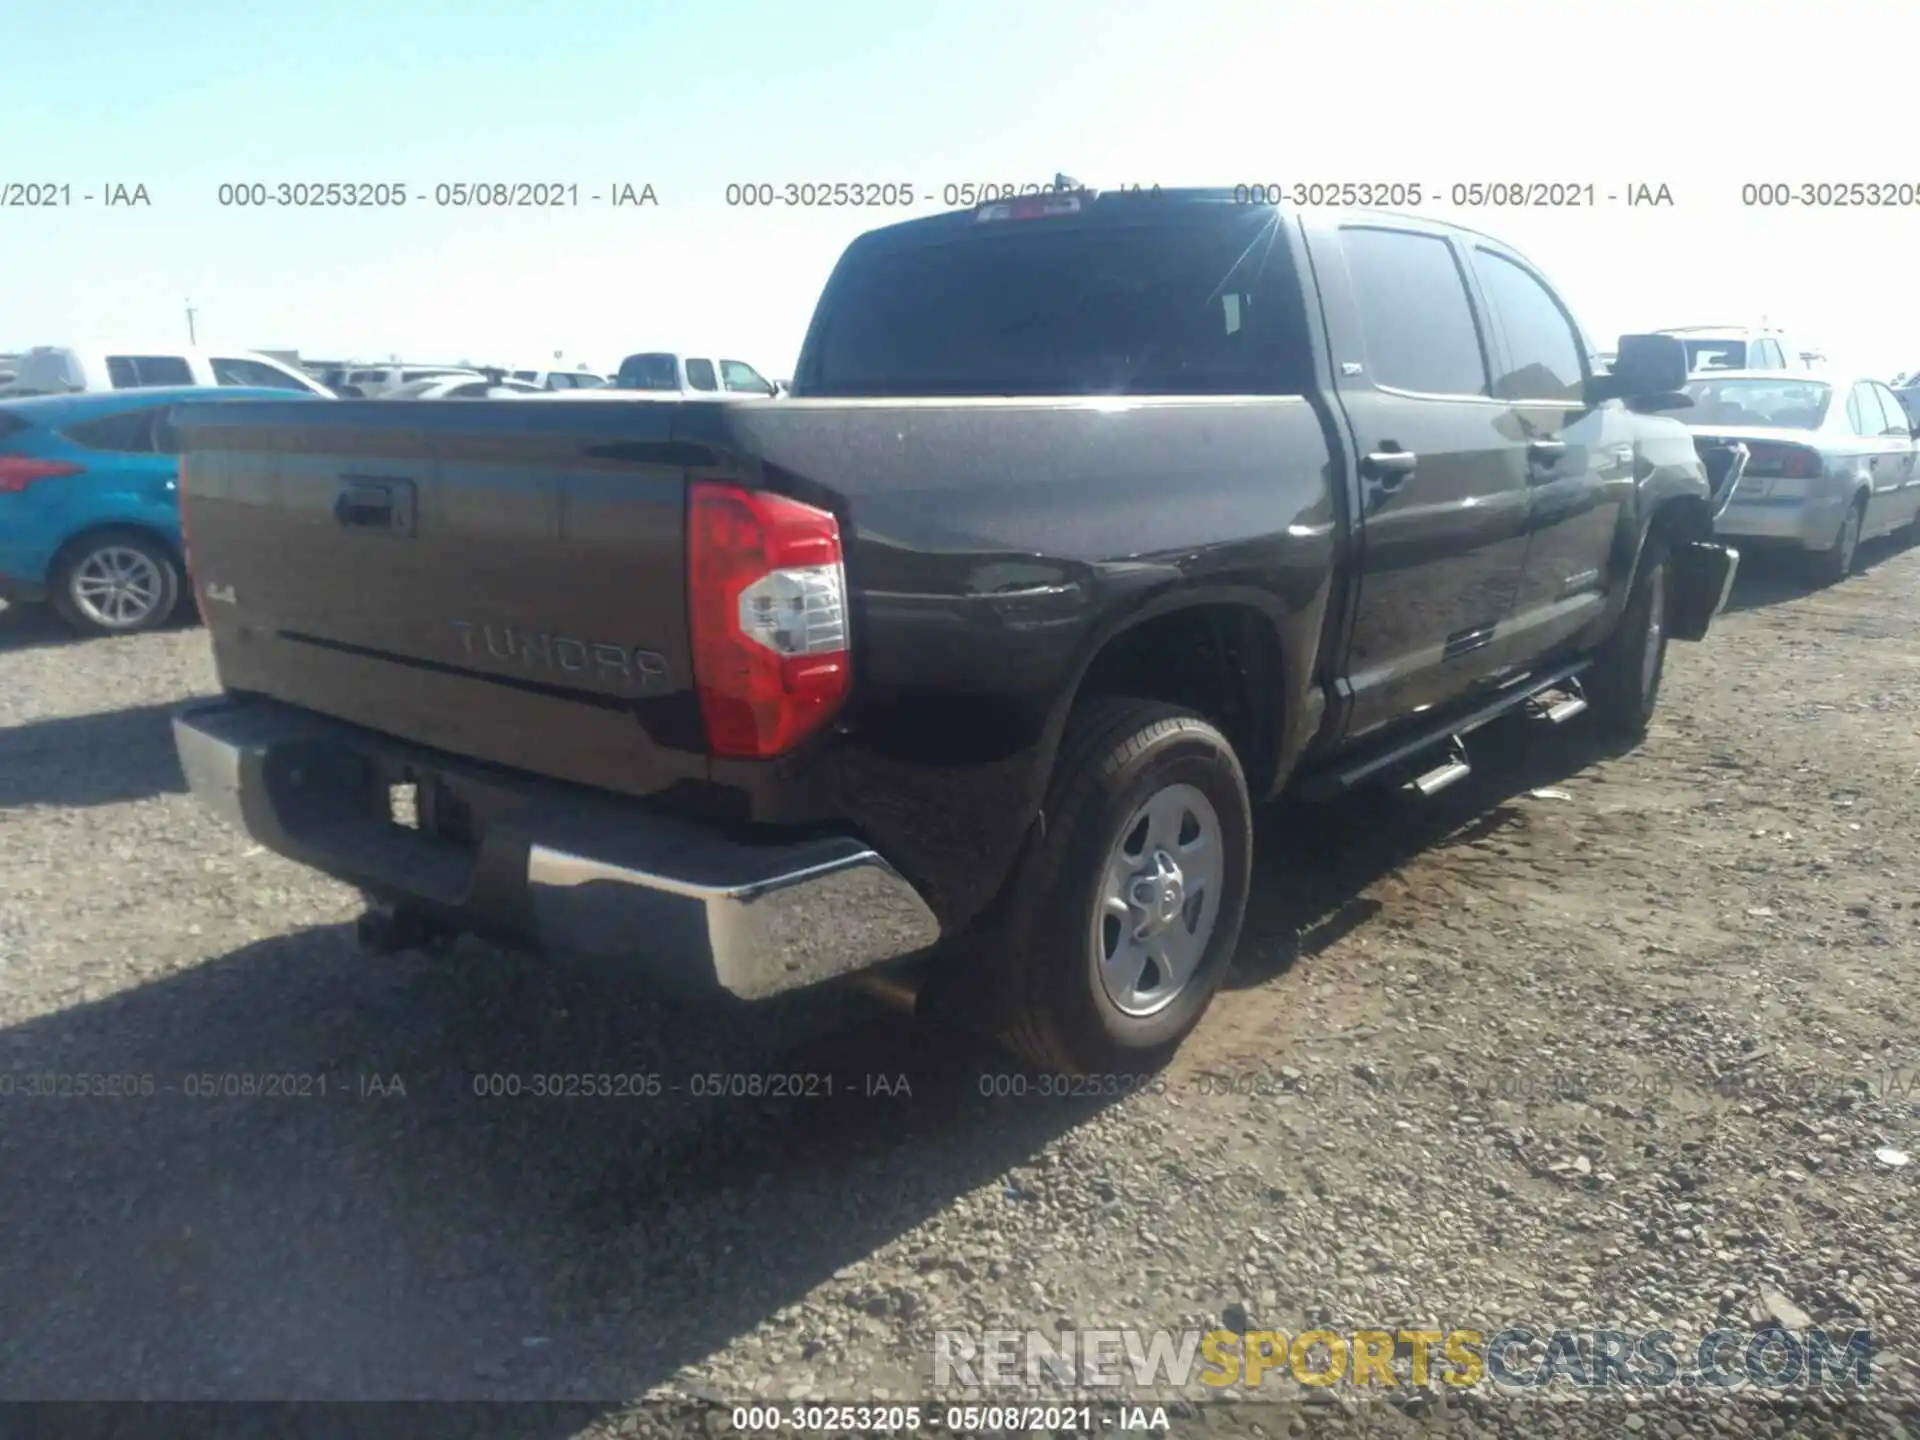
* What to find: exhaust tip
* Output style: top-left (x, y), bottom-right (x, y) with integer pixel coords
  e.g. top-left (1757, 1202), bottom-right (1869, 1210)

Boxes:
top-left (844, 967), bottom-right (922, 1016)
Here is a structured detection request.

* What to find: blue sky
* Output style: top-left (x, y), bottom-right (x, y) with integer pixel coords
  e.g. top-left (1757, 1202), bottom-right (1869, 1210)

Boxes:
top-left (7, 0), bottom-right (1916, 376)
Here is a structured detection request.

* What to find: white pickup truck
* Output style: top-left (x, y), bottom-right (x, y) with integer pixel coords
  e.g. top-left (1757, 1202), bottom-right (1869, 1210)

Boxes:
top-left (607, 352), bottom-right (779, 397)
top-left (1655, 326), bottom-right (1824, 373)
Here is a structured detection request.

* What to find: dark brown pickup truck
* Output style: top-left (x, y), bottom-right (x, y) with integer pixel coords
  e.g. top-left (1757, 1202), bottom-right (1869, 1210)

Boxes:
top-left (170, 190), bottom-right (1743, 1072)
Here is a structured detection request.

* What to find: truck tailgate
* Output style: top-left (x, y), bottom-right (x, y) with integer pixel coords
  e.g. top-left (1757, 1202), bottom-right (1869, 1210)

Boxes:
top-left (172, 400), bottom-right (708, 799)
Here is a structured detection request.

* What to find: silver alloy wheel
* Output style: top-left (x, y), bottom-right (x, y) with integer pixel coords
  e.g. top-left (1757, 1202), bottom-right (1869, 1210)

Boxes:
top-left (70, 545), bottom-right (165, 629)
top-left (1091, 781), bottom-right (1225, 1018)
top-left (1640, 562), bottom-right (1666, 701)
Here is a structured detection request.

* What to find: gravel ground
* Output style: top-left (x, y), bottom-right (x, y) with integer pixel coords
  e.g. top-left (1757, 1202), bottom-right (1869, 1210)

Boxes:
top-left (1, 541), bottom-right (1916, 1438)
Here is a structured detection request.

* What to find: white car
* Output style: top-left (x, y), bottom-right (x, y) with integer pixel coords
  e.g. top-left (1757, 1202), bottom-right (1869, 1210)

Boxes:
top-left (506, 368), bottom-right (607, 392)
top-left (609, 351), bottom-right (779, 397)
top-left (335, 364), bottom-right (486, 398)
top-left (379, 377), bottom-right (544, 400)
top-left (2, 344), bottom-right (332, 397)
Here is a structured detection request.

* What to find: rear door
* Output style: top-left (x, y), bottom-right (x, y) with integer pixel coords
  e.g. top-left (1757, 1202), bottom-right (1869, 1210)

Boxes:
top-left (1862, 382), bottom-right (1918, 535)
top-left (1465, 240), bottom-right (1628, 661)
top-left (1306, 217), bottom-right (1530, 741)
top-left (54, 403), bottom-right (180, 537)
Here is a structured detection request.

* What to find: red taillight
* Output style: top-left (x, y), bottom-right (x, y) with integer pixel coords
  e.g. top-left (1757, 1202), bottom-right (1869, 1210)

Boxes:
top-left (1779, 446), bottom-right (1822, 479)
top-left (687, 481), bottom-right (850, 758)
top-left (1736, 442), bottom-right (1821, 480)
top-left (0, 457), bottom-right (82, 493)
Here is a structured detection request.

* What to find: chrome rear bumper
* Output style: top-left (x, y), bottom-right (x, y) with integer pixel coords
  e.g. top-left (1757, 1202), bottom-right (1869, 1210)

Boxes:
top-left (173, 698), bottom-right (942, 999)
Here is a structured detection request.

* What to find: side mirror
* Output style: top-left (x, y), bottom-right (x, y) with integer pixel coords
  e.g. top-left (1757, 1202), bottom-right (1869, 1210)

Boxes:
top-left (1597, 334), bottom-right (1690, 401)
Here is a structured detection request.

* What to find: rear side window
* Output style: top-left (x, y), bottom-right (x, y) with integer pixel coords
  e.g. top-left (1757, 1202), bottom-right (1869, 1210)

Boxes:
top-left (1340, 227), bottom-right (1488, 397)
top-left (617, 353), bottom-right (682, 391)
top-left (802, 213), bottom-right (1302, 397)
top-left (511, 370), bottom-right (537, 381)
top-left (685, 358), bottom-right (718, 391)
top-left (1870, 384), bottom-right (1910, 436)
top-left (1682, 340), bottom-right (1747, 372)
top-left (106, 355), bottom-right (194, 388)
top-left (1469, 248), bottom-right (1584, 402)
top-left (1846, 385), bottom-right (1877, 436)
top-left (60, 408), bottom-right (159, 452)
top-left (211, 356), bottom-right (310, 390)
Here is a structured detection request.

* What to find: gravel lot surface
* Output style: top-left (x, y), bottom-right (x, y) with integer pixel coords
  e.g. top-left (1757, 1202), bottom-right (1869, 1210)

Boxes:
top-left (1, 542), bottom-right (1916, 1437)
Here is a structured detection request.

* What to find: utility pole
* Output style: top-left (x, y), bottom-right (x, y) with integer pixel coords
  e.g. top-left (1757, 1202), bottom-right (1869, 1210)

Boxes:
top-left (185, 301), bottom-right (198, 345)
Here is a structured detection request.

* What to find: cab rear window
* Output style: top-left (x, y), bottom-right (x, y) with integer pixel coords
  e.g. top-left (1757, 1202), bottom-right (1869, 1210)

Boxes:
top-left (799, 213), bottom-right (1307, 398)
top-left (616, 354), bottom-right (681, 391)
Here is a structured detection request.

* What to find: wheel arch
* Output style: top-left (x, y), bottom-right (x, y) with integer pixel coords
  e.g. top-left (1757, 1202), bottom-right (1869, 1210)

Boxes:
top-left (1042, 587), bottom-right (1304, 804)
top-left (49, 518), bottom-right (185, 577)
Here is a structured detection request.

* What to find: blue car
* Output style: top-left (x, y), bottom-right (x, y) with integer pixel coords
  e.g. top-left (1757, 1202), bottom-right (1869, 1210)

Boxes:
top-left (0, 386), bottom-right (322, 635)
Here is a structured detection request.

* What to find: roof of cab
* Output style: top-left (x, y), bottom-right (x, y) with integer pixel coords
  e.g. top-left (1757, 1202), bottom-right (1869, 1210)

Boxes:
top-left (846, 186), bottom-right (1526, 255)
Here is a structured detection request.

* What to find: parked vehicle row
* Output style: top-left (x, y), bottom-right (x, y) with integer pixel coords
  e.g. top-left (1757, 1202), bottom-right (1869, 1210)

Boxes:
top-left (507, 369), bottom-right (608, 392)
top-left (0, 345), bottom-right (331, 399)
top-left (162, 189), bottom-right (1744, 1075)
top-left (1653, 324), bottom-right (1823, 373)
top-left (1683, 370), bottom-right (1920, 582)
top-left (606, 352), bottom-right (780, 397)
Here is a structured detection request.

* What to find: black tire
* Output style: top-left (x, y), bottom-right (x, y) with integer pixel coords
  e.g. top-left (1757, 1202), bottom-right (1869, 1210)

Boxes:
top-left (50, 527), bottom-right (181, 636)
top-left (1808, 495), bottom-right (1865, 586)
top-left (989, 697), bottom-right (1253, 1075)
top-left (1587, 533), bottom-right (1671, 743)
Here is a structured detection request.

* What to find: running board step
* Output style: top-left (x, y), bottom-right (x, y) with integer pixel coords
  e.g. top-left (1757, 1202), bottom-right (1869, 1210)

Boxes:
top-left (1407, 738), bottom-right (1472, 796)
top-left (1540, 678), bottom-right (1588, 725)
top-left (1296, 659), bottom-right (1591, 802)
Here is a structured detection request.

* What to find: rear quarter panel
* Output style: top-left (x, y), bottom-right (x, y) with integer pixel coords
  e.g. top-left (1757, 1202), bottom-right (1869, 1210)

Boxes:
top-left (690, 395), bottom-right (1338, 930)
top-left (0, 450), bottom-right (181, 586)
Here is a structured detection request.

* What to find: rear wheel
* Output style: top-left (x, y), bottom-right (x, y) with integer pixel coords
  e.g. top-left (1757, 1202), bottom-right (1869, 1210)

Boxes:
top-left (1587, 533), bottom-right (1670, 743)
top-left (51, 528), bottom-right (180, 636)
top-left (990, 698), bottom-right (1252, 1075)
top-left (1809, 496), bottom-right (1865, 586)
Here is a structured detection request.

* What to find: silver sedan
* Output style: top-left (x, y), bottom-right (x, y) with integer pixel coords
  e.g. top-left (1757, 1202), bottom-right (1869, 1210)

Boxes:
top-left (1681, 370), bottom-right (1920, 583)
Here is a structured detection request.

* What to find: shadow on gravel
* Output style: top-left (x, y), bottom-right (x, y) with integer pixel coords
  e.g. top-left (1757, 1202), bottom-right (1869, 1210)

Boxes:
top-left (1721, 533), bottom-right (1911, 615)
top-left (0, 701), bottom-right (186, 809)
top-left (1227, 709), bottom-right (1632, 991)
top-left (0, 601), bottom-right (84, 654)
top-left (0, 919), bottom-right (1109, 1406)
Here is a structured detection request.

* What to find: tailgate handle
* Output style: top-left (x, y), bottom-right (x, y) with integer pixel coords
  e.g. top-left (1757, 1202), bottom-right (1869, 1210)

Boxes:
top-left (333, 477), bottom-right (416, 536)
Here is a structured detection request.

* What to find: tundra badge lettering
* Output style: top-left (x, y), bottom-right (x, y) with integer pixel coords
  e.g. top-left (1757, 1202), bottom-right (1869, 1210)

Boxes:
top-left (449, 619), bottom-right (670, 692)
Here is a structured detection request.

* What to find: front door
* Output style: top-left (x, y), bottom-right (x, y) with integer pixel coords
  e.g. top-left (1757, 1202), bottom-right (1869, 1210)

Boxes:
top-left (1465, 241), bottom-right (1629, 661)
